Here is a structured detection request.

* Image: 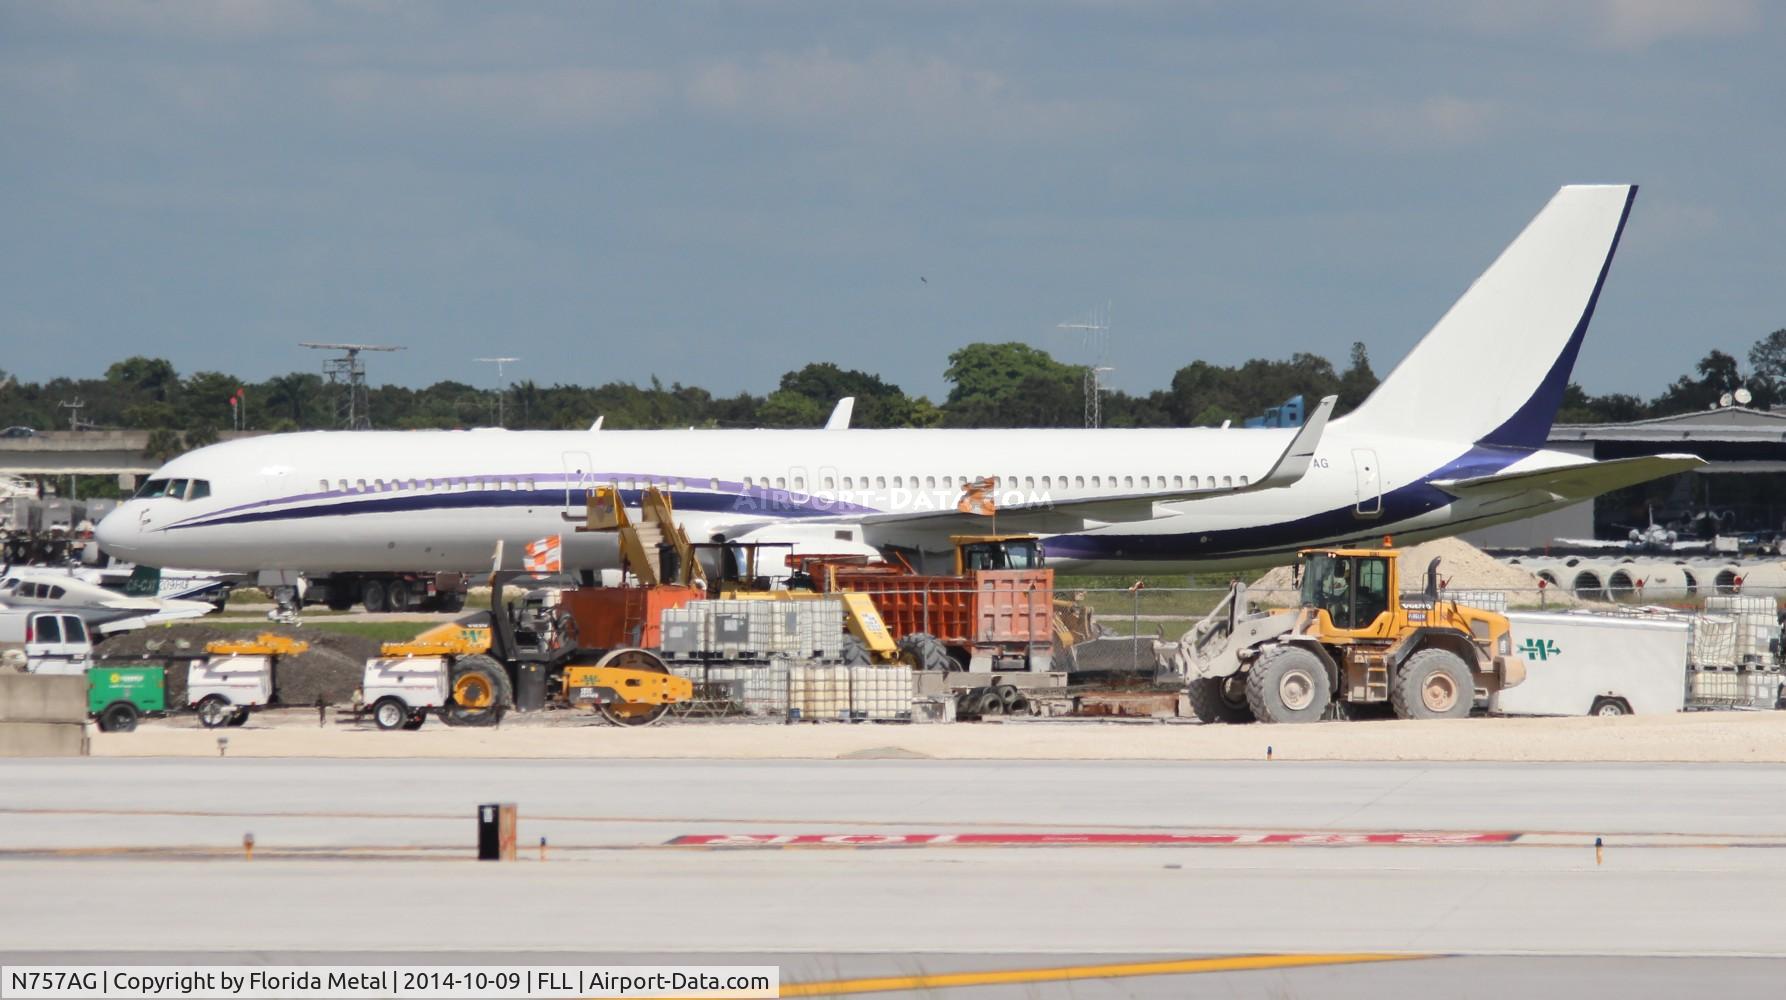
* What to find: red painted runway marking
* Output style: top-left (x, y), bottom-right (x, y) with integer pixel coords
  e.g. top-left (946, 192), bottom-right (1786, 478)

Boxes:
top-left (668, 831), bottom-right (1521, 848)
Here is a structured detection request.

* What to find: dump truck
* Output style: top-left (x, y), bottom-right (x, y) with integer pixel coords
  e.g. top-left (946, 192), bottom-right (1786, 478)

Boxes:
top-left (1159, 544), bottom-right (1526, 723)
top-left (793, 535), bottom-right (1056, 672)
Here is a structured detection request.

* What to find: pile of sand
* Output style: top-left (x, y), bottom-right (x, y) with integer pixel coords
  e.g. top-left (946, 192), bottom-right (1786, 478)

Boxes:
top-left (1250, 536), bottom-right (1581, 609)
top-left (95, 624), bottom-right (378, 706)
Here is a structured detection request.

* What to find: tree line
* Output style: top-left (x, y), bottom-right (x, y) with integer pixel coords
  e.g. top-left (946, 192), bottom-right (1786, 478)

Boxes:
top-left (2, 329), bottom-right (1782, 460)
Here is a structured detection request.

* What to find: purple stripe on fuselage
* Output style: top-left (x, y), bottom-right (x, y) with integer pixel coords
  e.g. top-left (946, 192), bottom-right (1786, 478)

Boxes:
top-left (162, 482), bottom-right (878, 531)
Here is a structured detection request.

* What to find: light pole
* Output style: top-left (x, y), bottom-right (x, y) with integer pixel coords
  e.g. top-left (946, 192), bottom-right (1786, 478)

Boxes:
top-left (475, 357), bottom-right (520, 428)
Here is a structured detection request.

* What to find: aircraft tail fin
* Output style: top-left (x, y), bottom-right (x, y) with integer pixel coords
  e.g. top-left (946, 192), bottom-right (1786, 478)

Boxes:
top-left (1343, 185), bottom-right (1637, 449)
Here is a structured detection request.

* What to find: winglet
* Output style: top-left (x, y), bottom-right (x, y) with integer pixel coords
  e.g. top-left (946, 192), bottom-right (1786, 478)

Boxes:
top-left (589, 416), bottom-right (604, 432)
top-left (825, 397), bottom-right (855, 430)
top-left (1254, 394), bottom-right (1336, 489)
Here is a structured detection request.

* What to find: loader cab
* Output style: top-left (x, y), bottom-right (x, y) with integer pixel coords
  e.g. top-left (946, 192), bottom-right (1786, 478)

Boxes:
top-left (952, 535), bottom-right (1044, 574)
top-left (1299, 548), bottom-right (1397, 634)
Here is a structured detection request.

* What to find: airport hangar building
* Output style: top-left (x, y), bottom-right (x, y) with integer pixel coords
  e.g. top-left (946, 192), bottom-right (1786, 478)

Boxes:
top-left (1465, 405), bottom-right (1786, 550)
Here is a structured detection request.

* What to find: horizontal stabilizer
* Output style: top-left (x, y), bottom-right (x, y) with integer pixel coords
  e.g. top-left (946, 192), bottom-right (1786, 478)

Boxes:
top-left (1432, 454), bottom-right (1704, 502)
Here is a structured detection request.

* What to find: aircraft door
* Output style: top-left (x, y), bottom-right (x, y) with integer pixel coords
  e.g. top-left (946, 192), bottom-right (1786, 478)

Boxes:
top-left (560, 451), bottom-right (594, 512)
top-left (1352, 449), bottom-right (1381, 518)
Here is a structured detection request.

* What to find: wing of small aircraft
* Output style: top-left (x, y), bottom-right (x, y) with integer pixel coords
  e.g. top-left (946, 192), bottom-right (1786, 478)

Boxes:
top-left (1550, 537), bottom-right (1631, 551)
top-left (1433, 454), bottom-right (1705, 502)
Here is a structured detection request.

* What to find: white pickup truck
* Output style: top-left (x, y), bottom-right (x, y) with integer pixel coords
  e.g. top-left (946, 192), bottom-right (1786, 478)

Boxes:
top-left (0, 609), bottom-right (94, 675)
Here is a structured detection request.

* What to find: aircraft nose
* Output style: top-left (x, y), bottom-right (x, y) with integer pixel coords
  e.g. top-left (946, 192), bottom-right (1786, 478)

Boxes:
top-left (94, 505), bottom-right (141, 560)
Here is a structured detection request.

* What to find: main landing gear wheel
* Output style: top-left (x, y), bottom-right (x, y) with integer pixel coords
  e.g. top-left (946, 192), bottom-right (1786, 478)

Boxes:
top-left (594, 648), bottom-right (673, 727)
top-left (444, 654), bottom-right (511, 727)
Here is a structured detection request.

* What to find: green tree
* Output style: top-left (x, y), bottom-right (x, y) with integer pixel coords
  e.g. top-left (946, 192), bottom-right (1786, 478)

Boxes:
top-left (105, 357), bottom-right (179, 403)
top-left (1337, 342), bottom-right (1378, 411)
top-left (262, 373), bottom-right (323, 427)
top-left (942, 343), bottom-right (1082, 427)
top-left (765, 362), bottom-right (919, 427)
top-left (142, 428), bottom-right (184, 462)
top-left (1651, 350), bottom-right (1744, 414)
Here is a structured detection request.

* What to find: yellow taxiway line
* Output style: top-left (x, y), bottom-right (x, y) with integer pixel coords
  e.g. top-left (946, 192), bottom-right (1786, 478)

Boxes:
top-left (781, 951), bottom-right (1429, 996)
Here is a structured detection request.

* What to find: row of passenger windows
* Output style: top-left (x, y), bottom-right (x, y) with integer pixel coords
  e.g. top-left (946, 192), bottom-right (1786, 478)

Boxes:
top-left (134, 478), bottom-right (211, 501)
top-left (739, 474), bottom-right (1244, 491)
top-left (321, 477), bottom-right (724, 494)
top-left (316, 473), bottom-right (1243, 495)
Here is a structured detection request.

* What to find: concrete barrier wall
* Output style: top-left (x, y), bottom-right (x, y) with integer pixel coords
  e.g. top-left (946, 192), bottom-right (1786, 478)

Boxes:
top-left (0, 721), bottom-right (89, 757)
top-left (0, 674), bottom-right (86, 723)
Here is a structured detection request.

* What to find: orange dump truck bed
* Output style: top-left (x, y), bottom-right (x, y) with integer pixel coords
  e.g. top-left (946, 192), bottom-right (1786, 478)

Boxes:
top-left (829, 568), bottom-right (1054, 648)
top-left (559, 585), bottom-right (706, 649)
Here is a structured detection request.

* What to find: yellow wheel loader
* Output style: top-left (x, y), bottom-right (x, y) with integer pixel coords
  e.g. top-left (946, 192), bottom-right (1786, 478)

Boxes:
top-left (1161, 544), bottom-right (1527, 724)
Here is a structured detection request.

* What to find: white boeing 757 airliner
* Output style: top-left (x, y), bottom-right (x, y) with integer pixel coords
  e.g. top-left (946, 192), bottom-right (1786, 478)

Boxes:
top-left (96, 185), bottom-right (1699, 584)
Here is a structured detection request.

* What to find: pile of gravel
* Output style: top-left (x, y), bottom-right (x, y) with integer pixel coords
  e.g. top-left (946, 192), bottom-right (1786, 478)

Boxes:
top-left (95, 625), bottom-right (381, 706)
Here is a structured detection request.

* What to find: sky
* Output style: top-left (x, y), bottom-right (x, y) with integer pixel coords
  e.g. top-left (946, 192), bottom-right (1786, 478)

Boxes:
top-left (2, 1), bottom-right (1782, 402)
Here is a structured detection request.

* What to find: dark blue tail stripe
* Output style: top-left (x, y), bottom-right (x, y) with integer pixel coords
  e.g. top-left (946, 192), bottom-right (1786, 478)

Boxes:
top-left (1477, 185), bottom-right (1637, 450)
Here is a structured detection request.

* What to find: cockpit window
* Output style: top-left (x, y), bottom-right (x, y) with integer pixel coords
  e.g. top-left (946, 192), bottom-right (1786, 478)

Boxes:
top-left (132, 477), bottom-right (211, 501)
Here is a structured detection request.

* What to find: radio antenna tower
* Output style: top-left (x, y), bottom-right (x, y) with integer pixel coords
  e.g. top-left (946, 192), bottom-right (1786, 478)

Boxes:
top-left (300, 342), bottom-right (404, 430)
top-left (1058, 302), bottom-right (1112, 428)
top-left (475, 357), bottom-right (520, 427)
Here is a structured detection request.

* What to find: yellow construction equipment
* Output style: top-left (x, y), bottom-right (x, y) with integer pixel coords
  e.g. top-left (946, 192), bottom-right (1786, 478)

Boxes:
top-left (203, 633), bottom-right (310, 657)
top-left (1169, 542), bottom-right (1526, 724)
top-left (581, 484), bottom-right (707, 589)
top-left (369, 602), bottom-right (692, 728)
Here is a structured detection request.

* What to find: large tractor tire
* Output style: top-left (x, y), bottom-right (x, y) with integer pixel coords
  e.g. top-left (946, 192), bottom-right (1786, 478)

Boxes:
top-left (1244, 646), bottom-right (1332, 724)
top-left (897, 633), bottom-right (954, 672)
top-left (444, 654), bottom-right (511, 727)
top-left (839, 634), bottom-right (871, 666)
top-left (1391, 648), bottom-right (1475, 720)
top-left (1185, 675), bottom-right (1255, 724)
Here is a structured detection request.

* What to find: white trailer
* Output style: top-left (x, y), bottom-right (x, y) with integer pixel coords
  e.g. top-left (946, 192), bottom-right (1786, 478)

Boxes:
top-left (187, 655), bottom-right (274, 728)
top-left (359, 656), bottom-right (450, 730)
top-left (1490, 612), bottom-right (1688, 717)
